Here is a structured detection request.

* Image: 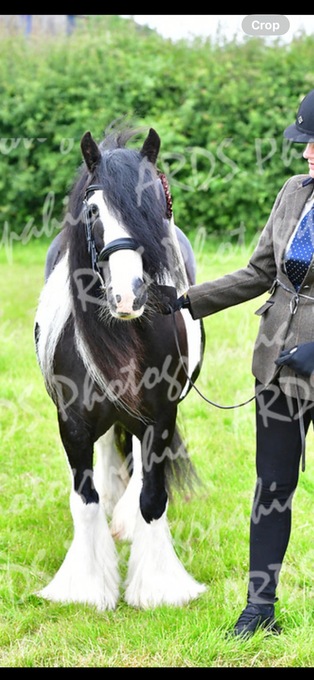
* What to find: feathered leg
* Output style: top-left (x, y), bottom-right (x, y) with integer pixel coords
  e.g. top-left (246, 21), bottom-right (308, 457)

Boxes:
top-left (125, 509), bottom-right (206, 608)
top-left (38, 490), bottom-right (120, 610)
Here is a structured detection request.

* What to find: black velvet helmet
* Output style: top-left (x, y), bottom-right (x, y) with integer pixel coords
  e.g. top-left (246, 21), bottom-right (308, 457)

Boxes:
top-left (284, 89), bottom-right (314, 143)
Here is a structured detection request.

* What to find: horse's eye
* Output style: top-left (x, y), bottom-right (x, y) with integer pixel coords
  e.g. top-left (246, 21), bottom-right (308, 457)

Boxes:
top-left (93, 219), bottom-right (104, 251)
top-left (88, 203), bottom-right (99, 219)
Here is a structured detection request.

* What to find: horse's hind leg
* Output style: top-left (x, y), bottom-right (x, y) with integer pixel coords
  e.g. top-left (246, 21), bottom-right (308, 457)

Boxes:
top-left (94, 426), bottom-right (130, 517)
top-left (110, 434), bottom-right (143, 541)
top-left (38, 419), bottom-right (120, 611)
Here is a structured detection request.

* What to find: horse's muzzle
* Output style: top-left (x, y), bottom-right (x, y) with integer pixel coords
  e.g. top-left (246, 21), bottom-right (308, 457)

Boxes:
top-left (108, 278), bottom-right (147, 319)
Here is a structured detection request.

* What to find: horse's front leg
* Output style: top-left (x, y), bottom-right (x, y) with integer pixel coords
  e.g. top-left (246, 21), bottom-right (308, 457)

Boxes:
top-left (38, 415), bottom-right (120, 611)
top-left (125, 417), bottom-right (206, 608)
top-left (139, 420), bottom-right (170, 523)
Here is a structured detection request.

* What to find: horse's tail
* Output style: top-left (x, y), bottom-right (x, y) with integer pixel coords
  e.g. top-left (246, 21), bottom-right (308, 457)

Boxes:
top-left (164, 425), bottom-right (200, 501)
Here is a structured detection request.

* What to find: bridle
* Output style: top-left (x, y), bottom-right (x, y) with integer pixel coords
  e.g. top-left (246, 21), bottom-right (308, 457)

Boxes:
top-left (83, 183), bottom-right (139, 273)
top-left (83, 174), bottom-right (173, 274)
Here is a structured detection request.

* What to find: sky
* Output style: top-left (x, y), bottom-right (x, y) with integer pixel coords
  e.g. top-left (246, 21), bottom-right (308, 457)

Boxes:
top-left (120, 15), bottom-right (314, 44)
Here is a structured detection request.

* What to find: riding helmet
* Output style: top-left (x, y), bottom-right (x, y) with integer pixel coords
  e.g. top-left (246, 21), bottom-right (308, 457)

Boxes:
top-left (284, 89), bottom-right (314, 143)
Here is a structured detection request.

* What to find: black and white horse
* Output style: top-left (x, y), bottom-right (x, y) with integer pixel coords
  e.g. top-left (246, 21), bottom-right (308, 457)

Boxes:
top-left (34, 125), bottom-right (206, 610)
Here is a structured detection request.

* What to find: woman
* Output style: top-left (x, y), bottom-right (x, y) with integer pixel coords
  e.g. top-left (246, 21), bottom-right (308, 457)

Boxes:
top-left (171, 89), bottom-right (314, 637)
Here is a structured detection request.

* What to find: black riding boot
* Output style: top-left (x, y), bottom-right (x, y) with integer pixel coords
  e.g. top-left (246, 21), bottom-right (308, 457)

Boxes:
top-left (233, 602), bottom-right (282, 638)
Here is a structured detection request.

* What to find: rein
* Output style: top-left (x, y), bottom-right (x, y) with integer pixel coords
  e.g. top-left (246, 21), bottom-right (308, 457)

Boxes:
top-left (171, 308), bottom-right (307, 470)
top-left (169, 307), bottom-right (270, 410)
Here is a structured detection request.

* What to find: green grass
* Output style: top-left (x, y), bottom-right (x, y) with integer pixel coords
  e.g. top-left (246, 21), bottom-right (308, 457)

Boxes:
top-left (1, 236), bottom-right (314, 667)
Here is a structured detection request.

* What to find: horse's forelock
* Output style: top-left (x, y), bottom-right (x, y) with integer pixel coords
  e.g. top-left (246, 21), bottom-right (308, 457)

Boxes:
top-left (100, 126), bottom-right (148, 151)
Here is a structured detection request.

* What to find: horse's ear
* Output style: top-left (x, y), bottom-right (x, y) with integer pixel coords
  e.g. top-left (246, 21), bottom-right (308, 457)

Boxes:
top-left (80, 131), bottom-right (102, 172)
top-left (140, 128), bottom-right (160, 165)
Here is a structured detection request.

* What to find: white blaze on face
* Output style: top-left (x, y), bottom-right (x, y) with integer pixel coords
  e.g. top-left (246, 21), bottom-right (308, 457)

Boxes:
top-left (87, 190), bottom-right (144, 318)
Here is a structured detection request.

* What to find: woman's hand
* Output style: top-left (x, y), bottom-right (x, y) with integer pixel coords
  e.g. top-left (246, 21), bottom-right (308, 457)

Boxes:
top-left (275, 342), bottom-right (314, 377)
top-left (162, 293), bottom-right (191, 314)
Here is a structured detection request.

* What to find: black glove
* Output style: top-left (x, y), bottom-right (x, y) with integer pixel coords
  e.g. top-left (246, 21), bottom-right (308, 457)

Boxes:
top-left (162, 293), bottom-right (191, 315)
top-left (275, 342), bottom-right (314, 377)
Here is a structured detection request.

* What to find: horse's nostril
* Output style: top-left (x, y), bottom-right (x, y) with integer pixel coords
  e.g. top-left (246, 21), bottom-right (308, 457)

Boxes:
top-left (116, 294), bottom-right (122, 303)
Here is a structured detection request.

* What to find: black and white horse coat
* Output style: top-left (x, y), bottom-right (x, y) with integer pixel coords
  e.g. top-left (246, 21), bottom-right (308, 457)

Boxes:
top-left (34, 126), bottom-right (206, 610)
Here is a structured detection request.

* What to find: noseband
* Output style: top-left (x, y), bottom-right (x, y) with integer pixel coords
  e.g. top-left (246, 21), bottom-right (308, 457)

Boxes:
top-left (83, 184), bottom-right (139, 273)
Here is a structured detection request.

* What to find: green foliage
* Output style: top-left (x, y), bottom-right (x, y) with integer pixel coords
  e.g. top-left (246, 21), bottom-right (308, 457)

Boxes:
top-left (0, 15), bottom-right (314, 243)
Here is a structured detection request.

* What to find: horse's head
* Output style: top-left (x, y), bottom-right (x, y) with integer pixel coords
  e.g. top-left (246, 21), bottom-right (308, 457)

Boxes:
top-left (80, 127), bottom-right (172, 320)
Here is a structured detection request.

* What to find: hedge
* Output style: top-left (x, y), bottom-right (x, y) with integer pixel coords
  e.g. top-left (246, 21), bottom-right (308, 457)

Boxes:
top-left (1, 14), bottom-right (314, 246)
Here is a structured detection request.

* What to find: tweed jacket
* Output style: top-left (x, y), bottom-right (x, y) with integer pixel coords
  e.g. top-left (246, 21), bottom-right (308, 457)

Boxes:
top-left (187, 174), bottom-right (314, 400)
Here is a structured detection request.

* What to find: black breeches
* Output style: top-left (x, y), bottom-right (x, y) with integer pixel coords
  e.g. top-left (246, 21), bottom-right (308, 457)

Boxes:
top-left (247, 379), bottom-right (314, 604)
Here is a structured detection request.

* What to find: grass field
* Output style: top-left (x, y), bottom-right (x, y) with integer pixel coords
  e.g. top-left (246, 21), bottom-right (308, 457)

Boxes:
top-left (1, 235), bottom-right (314, 667)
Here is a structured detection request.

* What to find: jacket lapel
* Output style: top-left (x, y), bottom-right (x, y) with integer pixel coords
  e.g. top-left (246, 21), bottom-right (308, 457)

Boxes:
top-left (277, 179), bottom-right (314, 284)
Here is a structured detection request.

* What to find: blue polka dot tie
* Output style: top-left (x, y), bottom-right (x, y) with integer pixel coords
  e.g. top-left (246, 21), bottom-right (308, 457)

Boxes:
top-left (285, 206), bottom-right (314, 290)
